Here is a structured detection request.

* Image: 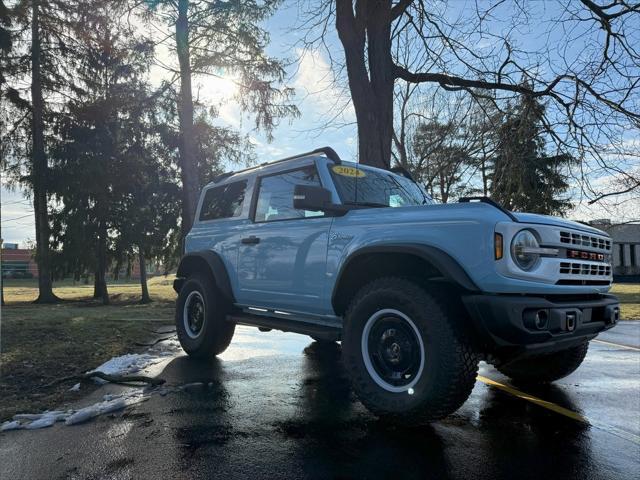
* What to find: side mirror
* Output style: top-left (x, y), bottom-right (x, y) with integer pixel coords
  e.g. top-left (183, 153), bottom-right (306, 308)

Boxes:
top-left (293, 184), bottom-right (333, 211)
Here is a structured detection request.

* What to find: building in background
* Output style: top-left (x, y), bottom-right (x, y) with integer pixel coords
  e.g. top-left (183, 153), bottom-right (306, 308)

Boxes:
top-left (1, 243), bottom-right (39, 278)
top-left (589, 221), bottom-right (640, 281)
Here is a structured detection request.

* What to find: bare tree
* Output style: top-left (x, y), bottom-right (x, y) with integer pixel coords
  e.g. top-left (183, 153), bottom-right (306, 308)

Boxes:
top-left (410, 92), bottom-right (496, 202)
top-left (298, 0), bottom-right (639, 205)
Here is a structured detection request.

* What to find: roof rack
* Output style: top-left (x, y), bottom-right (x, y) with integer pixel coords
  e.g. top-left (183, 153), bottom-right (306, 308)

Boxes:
top-left (275, 146), bottom-right (342, 165)
top-left (211, 146), bottom-right (342, 184)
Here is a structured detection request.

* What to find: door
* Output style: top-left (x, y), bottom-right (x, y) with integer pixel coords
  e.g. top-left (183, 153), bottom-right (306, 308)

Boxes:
top-left (236, 165), bottom-right (332, 314)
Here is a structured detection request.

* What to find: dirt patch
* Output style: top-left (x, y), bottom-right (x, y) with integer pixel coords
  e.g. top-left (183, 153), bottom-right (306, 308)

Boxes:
top-left (0, 295), bottom-right (174, 421)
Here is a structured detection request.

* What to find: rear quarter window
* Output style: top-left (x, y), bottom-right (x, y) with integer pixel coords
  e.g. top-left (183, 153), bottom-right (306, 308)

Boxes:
top-left (199, 180), bottom-right (248, 221)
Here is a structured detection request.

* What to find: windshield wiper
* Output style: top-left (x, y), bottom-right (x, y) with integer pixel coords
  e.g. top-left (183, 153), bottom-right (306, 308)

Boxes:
top-left (343, 201), bottom-right (389, 209)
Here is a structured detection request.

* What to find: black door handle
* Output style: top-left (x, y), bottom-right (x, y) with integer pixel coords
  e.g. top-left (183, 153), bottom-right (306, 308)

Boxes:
top-left (241, 236), bottom-right (260, 245)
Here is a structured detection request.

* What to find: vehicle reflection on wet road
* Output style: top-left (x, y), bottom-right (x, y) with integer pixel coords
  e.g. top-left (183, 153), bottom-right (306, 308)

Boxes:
top-left (1, 323), bottom-right (638, 479)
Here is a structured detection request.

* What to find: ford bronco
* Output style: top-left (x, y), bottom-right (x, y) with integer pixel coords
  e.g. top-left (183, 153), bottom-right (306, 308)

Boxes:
top-left (173, 147), bottom-right (620, 422)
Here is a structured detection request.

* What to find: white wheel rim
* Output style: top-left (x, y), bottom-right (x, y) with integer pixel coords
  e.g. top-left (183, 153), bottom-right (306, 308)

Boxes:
top-left (183, 290), bottom-right (205, 339)
top-left (361, 308), bottom-right (425, 393)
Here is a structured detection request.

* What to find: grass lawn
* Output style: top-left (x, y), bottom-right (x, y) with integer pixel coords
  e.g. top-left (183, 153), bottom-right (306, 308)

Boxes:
top-left (0, 276), bottom-right (176, 420)
top-left (610, 283), bottom-right (640, 320)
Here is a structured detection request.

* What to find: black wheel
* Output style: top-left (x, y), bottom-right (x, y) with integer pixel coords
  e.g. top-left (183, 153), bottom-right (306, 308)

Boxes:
top-left (497, 342), bottom-right (589, 384)
top-left (175, 273), bottom-right (235, 358)
top-left (342, 277), bottom-right (478, 423)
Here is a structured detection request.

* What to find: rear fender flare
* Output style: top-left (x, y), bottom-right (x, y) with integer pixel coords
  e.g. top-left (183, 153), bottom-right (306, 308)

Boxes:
top-left (174, 251), bottom-right (234, 303)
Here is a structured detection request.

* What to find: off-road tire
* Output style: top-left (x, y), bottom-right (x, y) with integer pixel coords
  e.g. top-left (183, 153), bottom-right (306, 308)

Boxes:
top-left (497, 342), bottom-right (589, 384)
top-left (342, 277), bottom-right (478, 423)
top-left (175, 273), bottom-right (235, 358)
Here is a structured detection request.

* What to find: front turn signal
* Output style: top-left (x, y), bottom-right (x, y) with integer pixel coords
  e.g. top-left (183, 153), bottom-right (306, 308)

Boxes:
top-left (494, 232), bottom-right (503, 260)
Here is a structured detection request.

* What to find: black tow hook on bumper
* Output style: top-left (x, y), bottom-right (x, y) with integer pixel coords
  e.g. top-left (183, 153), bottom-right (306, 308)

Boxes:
top-left (462, 293), bottom-right (620, 348)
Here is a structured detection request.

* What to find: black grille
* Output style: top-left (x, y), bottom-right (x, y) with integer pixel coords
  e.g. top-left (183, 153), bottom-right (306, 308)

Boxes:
top-left (560, 231), bottom-right (611, 250)
top-left (559, 262), bottom-right (611, 276)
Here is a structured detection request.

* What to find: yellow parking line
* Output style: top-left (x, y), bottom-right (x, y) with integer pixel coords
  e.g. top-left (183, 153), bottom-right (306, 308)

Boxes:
top-left (477, 375), bottom-right (640, 445)
top-left (476, 375), bottom-right (588, 423)
top-left (592, 339), bottom-right (640, 352)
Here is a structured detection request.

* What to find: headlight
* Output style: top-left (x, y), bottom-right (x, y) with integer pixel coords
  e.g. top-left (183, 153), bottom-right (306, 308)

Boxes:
top-left (511, 230), bottom-right (540, 271)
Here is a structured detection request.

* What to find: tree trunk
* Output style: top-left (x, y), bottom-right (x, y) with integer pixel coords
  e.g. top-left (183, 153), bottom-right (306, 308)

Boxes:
top-left (31, 0), bottom-right (58, 304)
top-left (93, 276), bottom-right (100, 298)
top-left (126, 255), bottom-right (132, 280)
top-left (481, 158), bottom-right (489, 196)
top-left (336, 1), bottom-right (395, 170)
top-left (392, 82), bottom-right (411, 168)
top-left (139, 251), bottom-right (151, 304)
top-left (176, 0), bottom-right (199, 238)
top-left (96, 221), bottom-right (109, 305)
top-left (112, 258), bottom-right (121, 281)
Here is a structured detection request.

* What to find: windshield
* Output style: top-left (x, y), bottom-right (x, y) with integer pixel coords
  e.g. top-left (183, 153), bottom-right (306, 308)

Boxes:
top-left (330, 164), bottom-right (434, 207)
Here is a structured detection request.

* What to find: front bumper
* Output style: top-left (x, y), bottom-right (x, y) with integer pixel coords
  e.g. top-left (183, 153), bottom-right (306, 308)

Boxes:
top-left (462, 293), bottom-right (619, 356)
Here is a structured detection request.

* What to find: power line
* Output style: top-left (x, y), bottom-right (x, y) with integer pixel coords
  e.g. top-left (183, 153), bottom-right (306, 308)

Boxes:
top-left (1, 214), bottom-right (34, 223)
top-left (1, 199), bottom-right (32, 206)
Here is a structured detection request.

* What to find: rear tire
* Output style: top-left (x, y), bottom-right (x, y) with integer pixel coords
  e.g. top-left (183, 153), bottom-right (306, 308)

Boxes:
top-left (497, 342), bottom-right (589, 384)
top-left (175, 273), bottom-right (235, 358)
top-left (342, 277), bottom-right (478, 423)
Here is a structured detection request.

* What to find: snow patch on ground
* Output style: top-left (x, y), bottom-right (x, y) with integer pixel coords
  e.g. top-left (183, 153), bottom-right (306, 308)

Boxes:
top-left (1, 391), bottom-right (149, 431)
top-left (89, 354), bottom-right (162, 382)
top-left (64, 390), bottom-right (147, 425)
top-left (88, 336), bottom-right (182, 382)
top-left (1, 335), bottom-right (183, 432)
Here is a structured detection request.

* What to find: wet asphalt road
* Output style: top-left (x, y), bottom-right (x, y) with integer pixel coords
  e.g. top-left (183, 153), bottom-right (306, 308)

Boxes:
top-left (1, 322), bottom-right (639, 480)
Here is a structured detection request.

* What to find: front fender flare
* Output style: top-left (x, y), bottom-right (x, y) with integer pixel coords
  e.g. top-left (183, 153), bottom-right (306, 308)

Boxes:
top-left (331, 243), bottom-right (479, 307)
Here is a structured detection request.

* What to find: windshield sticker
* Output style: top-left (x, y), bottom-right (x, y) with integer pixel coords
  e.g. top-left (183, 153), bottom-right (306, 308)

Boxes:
top-left (332, 165), bottom-right (366, 178)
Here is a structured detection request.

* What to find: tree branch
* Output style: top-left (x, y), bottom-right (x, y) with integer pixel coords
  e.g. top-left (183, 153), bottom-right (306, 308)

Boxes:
top-left (391, 0), bottom-right (414, 20)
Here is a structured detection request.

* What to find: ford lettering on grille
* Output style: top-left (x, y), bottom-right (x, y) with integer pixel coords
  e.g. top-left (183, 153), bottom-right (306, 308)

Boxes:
top-left (567, 249), bottom-right (606, 262)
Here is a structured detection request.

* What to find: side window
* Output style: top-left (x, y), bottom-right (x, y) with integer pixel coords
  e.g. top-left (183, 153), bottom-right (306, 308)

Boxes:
top-left (255, 166), bottom-right (324, 222)
top-left (199, 180), bottom-right (247, 221)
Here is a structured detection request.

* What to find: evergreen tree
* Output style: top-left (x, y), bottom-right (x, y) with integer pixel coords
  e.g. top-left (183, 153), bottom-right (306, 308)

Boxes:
top-left (113, 110), bottom-right (181, 303)
top-left (50, 0), bottom-right (155, 304)
top-left (141, 0), bottom-right (298, 237)
top-left (1, 0), bottom-right (80, 303)
top-left (491, 94), bottom-right (575, 215)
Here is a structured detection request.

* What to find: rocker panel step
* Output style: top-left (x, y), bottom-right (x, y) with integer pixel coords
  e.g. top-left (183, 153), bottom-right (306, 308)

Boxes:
top-left (226, 313), bottom-right (341, 341)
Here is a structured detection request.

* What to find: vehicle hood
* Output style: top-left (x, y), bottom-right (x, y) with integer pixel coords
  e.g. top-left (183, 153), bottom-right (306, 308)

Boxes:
top-left (512, 212), bottom-right (608, 236)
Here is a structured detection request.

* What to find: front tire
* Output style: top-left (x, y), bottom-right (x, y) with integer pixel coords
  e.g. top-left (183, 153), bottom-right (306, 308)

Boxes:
top-left (342, 277), bottom-right (478, 423)
top-left (175, 273), bottom-right (235, 358)
top-left (497, 342), bottom-right (589, 384)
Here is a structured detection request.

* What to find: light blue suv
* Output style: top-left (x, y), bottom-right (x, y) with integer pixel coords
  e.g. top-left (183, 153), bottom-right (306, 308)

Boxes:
top-left (174, 147), bottom-right (620, 422)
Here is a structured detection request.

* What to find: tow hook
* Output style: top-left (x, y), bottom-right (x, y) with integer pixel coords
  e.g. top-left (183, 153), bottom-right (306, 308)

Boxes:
top-left (565, 312), bottom-right (577, 332)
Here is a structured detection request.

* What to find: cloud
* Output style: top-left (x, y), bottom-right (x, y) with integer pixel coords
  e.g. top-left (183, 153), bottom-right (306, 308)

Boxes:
top-left (292, 48), bottom-right (355, 125)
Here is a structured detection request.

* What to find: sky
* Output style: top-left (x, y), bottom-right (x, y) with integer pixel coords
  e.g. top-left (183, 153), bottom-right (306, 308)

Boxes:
top-left (1, 1), bottom-right (638, 245)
